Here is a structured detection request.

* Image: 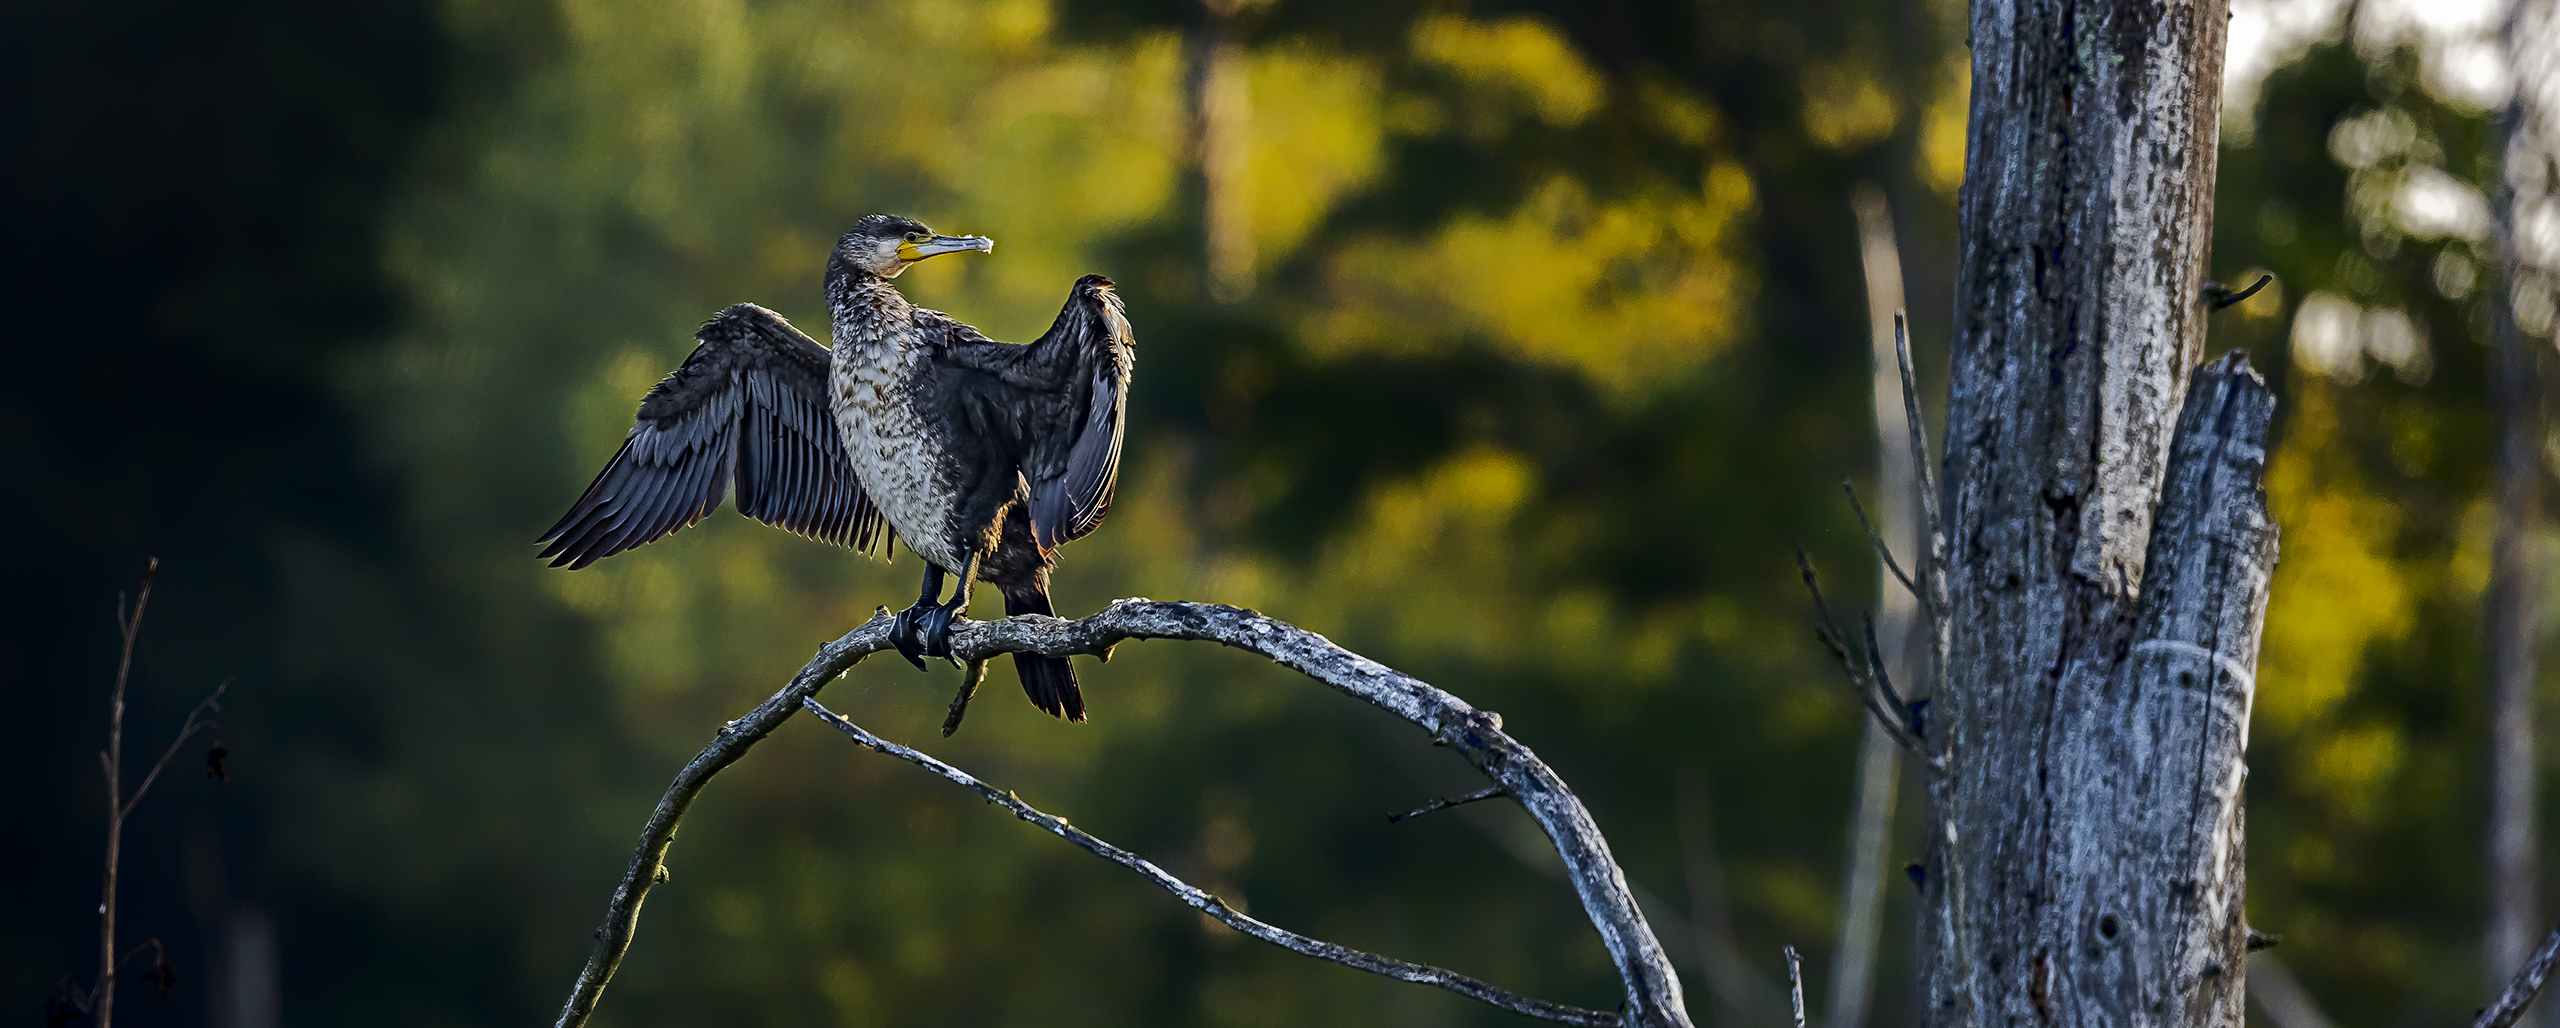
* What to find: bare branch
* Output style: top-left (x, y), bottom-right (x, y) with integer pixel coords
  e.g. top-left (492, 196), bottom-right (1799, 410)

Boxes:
top-left (553, 616), bottom-right (893, 1028)
top-left (940, 658), bottom-right (988, 737)
top-left (803, 697), bottom-right (1619, 1026)
top-left (1783, 945), bottom-right (1807, 1028)
top-left (2202, 273), bottom-right (2273, 311)
top-left (2477, 925), bottom-right (2560, 1028)
top-left (1794, 550), bottom-right (1934, 766)
top-left (1858, 614), bottom-right (1908, 714)
top-left (120, 682), bottom-right (226, 821)
top-left (1389, 786), bottom-right (1506, 823)
top-left (113, 939), bottom-right (165, 976)
top-left (1839, 481), bottom-right (1919, 600)
top-left (96, 557), bottom-right (157, 1028)
top-left (1892, 313), bottom-right (1945, 625)
top-left (559, 600), bottom-right (1693, 1028)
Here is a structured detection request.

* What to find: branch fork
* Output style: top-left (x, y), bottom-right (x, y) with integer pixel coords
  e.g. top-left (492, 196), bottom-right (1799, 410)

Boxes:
top-left (556, 600), bottom-right (1693, 1028)
top-left (1799, 312), bottom-right (1949, 773)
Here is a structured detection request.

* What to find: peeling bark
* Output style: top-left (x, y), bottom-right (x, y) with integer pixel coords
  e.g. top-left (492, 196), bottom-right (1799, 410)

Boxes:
top-left (1922, 0), bottom-right (2268, 1022)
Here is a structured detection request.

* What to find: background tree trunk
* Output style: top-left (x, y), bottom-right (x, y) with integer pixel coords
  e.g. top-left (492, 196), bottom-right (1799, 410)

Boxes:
top-left (2485, 0), bottom-right (2551, 1006)
top-left (1830, 181), bottom-right (1914, 1028)
top-left (1921, 0), bottom-right (2276, 1023)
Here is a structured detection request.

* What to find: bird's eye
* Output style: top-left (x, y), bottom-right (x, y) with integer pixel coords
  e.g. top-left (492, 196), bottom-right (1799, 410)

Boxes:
top-left (905, 231), bottom-right (929, 242)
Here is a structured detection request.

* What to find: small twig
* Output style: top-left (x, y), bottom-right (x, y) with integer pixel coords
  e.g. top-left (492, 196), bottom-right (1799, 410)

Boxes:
top-left (1839, 481), bottom-right (1919, 600)
top-left (1389, 786), bottom-right (1507, 823)
top-left (1784, 947), bottom-right (1808, 1028)
top-left (2204, 273), bottom-right (2274, 311)
top-left (802, 697), bottom-right (1620, 1025)
top-left (113, 939), bottom-right (165, 975)
top-left (1796, 549), bottom-right (1934, 766)
top-left (95, 558), bottom-right (157, 1028)
top-left (2475, 924), bottom-right (2560, 1028)
top-left (941, 659), bottom-right (988, 737)
top-left (1858, 614), bottom-right (1908, 714)
top-left (122, 682), bottom-right (226, 821)
top-left (1893, 313), bottom-right (1946, 632)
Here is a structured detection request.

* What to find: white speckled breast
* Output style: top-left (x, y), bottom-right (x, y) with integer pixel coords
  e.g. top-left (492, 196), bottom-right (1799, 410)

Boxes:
top-left (831, 283), bottom-right (965, 571)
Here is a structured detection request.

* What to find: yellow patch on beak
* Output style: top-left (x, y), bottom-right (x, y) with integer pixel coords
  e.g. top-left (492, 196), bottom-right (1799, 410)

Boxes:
top-left (899, 234), bottom-right (996, 263)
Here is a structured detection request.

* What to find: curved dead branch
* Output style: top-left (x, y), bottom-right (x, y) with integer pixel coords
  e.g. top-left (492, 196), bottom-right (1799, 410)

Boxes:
top-left (2477, 925), bottom-right (2560, 1028)
top-left (556, 600), bottom-right (1691, 1028)
top-left (803, 696), bottom-right (1621, 1026)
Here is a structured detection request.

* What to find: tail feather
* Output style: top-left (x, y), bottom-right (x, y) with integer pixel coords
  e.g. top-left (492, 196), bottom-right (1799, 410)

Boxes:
top-left (1006, 588), bottom-right (1085, 722)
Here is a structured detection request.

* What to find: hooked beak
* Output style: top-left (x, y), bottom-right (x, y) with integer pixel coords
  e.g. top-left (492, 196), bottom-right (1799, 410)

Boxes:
top-left (897, 234), bottom-right (995, 261)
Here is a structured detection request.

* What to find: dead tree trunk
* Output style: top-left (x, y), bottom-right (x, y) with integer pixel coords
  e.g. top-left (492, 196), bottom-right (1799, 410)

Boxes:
top-left (1919, 0), bottom-right (2274, 1023)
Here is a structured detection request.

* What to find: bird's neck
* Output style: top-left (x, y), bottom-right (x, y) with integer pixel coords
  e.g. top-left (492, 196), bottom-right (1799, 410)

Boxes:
top-left (826, 263), bottom-right (912, 353)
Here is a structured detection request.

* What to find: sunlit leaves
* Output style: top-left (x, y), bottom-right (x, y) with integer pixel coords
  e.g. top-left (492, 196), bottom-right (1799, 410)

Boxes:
top-left (1410, 15), bottom-right (1604, 130)
top-left (2258, 389), bottom-right (2418, 736)
top-left (366, 0), bottom-right (1841, 1021)
top-left (1305, 169), bottom-right (1757, 391)
top-left (1799, 42), bottom-right (1897, 152)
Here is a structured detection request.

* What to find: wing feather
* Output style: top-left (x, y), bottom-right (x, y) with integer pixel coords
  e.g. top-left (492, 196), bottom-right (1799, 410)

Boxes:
top-left (1028, 276), bottom-right (1133, 549)
top-left (918, 276), bottom-right (1133, 552)
top-left (537, 303), bottom-right (888, 569)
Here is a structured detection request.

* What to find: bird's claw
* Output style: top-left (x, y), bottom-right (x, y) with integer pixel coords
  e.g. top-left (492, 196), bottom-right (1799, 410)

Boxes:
top-left (889, 604), bottom-right (933, 672)
top-left (918, 603), bottom-right (965, 666)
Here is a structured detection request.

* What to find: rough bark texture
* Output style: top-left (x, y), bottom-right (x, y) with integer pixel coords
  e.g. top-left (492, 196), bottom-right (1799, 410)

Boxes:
top-left (2478, 927), bottom-right (2560, 1028)
top-left (1923, 0), bottom-right (2267, 1022)
top-left (557, 601), bottom-right (1690, 1028)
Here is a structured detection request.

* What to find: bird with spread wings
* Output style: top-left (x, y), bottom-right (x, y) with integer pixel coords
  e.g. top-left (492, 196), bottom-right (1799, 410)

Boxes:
top-left (538, 214), bottom-right (1134, 723)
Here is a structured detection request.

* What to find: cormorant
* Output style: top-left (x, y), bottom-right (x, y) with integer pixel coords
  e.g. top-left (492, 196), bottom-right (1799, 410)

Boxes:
top-left (537, 214), bottom-right (1134, 721)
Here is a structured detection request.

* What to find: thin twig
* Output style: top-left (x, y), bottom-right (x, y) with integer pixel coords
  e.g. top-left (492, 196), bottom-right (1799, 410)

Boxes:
top-left (803, 697), bottom-right (1619, 1026)
top-left (114, 940), bottom-right (165, 976)
top-left (1795, 550), bottom-right (1933, 765)
top-left (1783, 945), bottom-right (1806, 1028)
top-left (2475, 925), bottom-right (2560, 1028)
top-left (96, 558), bottom-right (157, 1028)
top-left (1840, 481), bottom-right (1919, 600)
top-left (1389, 787), bottom-right (1506, 823)
top-left (121, 682), bottom-right (226, 821)
top-left (1893, 312), bottom-right (1946, 636)
top-left (941, 659), bottom-right (988, 737)
top-left (557, 601), bottom-right (1694, 1028)
top-left (2203, 274), bottom-right (2274, 311)
top-left (1858, 614), bottom-right (1908, 714)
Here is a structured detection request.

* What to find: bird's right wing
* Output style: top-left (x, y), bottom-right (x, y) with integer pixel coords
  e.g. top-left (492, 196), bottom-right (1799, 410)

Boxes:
top-left (923, 275), bottom-right (1134, 550)
top-left (1026, 276), bottom-right (1134, 549)
top-left (537, 303), bottom-right (888, 569)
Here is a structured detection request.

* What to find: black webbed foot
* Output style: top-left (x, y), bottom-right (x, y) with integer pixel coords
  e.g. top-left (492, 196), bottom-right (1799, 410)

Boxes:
top-left (889, 603), bottom-right (934, 672)
top-left (917, 600), bottom-right (966, 666)
top-left (891, 564), bottom-right (952, 672)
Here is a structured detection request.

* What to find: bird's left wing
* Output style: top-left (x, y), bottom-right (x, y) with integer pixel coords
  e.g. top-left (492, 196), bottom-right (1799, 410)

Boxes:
top-left (923, 275), bottom-right (1134, 549)
top-left (537, 303), bottom-right (888, 569)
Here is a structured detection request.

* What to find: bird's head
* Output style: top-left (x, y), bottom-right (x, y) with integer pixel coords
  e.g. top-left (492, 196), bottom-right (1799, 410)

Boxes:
top-left (832, 214), bottom-right (994, 279)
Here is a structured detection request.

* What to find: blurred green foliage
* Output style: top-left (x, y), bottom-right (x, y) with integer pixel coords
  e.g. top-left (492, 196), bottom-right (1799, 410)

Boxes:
top-left (5, 0), bottom-right (2553, 1025)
